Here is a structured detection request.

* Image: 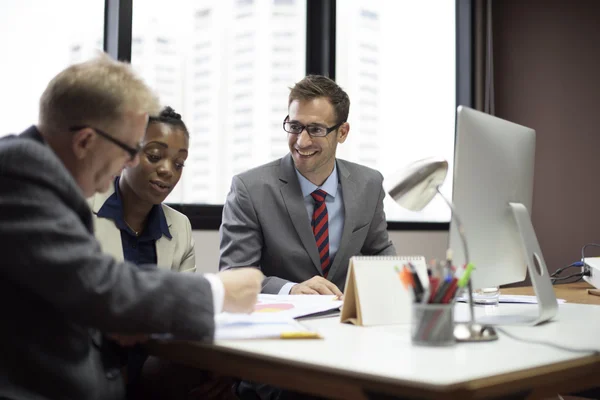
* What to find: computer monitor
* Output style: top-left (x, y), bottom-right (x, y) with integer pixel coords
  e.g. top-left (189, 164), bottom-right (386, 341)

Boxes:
top-left (450, 106), bottom-right (557, 325)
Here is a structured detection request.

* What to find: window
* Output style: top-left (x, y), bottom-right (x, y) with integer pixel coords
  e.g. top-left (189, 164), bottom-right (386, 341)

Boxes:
top-left (132, 0), bottom-right (307, 204)
top-left (0, 0), bottom-right (104, 137)
top-left (336, 0), bottom-right (456, 223)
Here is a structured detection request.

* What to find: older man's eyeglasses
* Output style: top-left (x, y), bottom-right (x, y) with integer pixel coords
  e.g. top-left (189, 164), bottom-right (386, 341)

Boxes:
top-left (282, 116), bottom-right (343, 138)
top-left (69, 125), bottom-right (142, 161)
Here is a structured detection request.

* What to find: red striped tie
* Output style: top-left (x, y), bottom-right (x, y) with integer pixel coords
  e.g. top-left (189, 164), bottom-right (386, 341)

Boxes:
top-left (311, 189), bottom-right (330, 277)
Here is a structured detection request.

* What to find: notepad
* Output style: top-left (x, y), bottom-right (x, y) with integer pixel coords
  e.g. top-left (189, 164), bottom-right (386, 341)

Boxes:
top-left (341, 255), bottom-right (428, 326)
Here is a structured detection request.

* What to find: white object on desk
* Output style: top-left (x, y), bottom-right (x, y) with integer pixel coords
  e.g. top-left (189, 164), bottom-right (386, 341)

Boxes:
top-left (583, 257), bottom-right (600, 289)
top-left (215, 313), bottom-right (317, 340)
top-left (340, 256), bottom-right (428, 326)
top-left (452, 107), bottom-right (559, 326)
top-left (457, 294), bottom-right (567, 304)
top-left (217, 302), bottom-right (600, 389)
top-left (256, 294), bottom-right (343, 319)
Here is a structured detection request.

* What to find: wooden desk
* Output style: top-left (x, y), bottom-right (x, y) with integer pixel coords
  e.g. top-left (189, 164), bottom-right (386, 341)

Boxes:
top-left (502, 282), bottom-right (600, 305)
top-left (148, 302), bottom-right (600, 400)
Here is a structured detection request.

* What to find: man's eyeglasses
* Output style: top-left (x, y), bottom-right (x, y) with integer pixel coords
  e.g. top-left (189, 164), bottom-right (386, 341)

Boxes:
top-left (282, 116), bottom-right (344, 138)
top-left (69, 125), bottom-right (142, 161)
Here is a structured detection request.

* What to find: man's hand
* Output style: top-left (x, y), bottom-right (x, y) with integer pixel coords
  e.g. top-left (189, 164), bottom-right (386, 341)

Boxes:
top-left (218, 268), bottom-right (264, 313)
top-left (107, 334), bottom-right (149, 347)
top-left (290, 276), bottom-right (343, 297)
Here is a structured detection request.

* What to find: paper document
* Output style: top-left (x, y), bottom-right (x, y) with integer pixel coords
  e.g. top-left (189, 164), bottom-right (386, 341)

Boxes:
top-left (457, 294), bottom-right (566, 304)
top-left (254, 294), bottom-right (343, 319)
top-left (215, 312), bottom-right (320, 340)
top-left (213, 295), bottom-right (341, 340)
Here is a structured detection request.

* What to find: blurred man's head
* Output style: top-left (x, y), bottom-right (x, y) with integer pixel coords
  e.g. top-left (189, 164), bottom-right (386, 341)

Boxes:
top-left (286, 75), bottom-right (350, 185)
top-left (38, 54), bottom-right (161, 197)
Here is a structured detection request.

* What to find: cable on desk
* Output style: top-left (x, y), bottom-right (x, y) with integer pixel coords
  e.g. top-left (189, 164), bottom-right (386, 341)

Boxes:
top-left (550, 262), bottom-right (583, 278)
top-left (581, 243), bottom-right (600, 262)
top-left (551, 272), bottom-right (585, 284)
top-left (495, 327), bottom-right (600, 355)
top-left (549, 242), bottom-right (600, 285)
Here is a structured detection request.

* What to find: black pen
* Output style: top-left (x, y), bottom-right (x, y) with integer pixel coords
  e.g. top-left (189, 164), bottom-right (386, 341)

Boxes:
top-left (408, 262), bottom-right (425, 302)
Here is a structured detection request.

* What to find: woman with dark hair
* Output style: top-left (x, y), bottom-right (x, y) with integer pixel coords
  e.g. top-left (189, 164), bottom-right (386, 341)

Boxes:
top-left (89, 106), bottom-right (195, 397)
top-left (89, 107), bottom-right (236, 399)
top-left (89, 106), bottom-right (194, 274)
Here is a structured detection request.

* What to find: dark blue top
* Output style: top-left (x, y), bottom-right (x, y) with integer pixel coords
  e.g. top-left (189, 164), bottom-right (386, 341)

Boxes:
top-left (97, 177), bottom-right (174, 396)
top-left (97, 177), bottom-right (172, 267)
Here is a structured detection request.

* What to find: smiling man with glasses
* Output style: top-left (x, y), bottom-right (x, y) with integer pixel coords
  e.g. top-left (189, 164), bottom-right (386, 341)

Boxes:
top-left (220, 74), bottom-right (397, 400)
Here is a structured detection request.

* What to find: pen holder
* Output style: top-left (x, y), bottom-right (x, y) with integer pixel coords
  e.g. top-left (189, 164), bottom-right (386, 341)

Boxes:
top-left (411, 303), bottom-right (455, 346)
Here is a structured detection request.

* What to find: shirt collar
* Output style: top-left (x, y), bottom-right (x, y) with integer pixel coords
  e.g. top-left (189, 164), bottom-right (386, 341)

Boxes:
top-left (97, 177), bottom-right (172, 240)
top-left (294, 162), bottom-right (339, 199)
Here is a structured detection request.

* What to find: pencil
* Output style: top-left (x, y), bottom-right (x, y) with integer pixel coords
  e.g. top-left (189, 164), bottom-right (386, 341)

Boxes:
top-left (280, 332), bottom-right (322, 339)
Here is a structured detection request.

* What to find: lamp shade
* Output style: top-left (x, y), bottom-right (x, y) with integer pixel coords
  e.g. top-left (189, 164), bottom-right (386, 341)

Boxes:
top-left (386, 157), bottom-right (448, 211)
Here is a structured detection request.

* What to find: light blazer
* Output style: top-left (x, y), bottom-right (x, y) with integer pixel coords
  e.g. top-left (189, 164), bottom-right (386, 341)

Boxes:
top-left (88, 185), bottom-right (196, 273)
top-left (219, 153), bottom-right (397, 294)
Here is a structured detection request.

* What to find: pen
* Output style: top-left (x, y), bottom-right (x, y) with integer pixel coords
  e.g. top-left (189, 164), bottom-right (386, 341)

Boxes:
top-left (588, 289), bottom-right (600, 297)
top-left (432, 279), bottom-right (451, 303)
top-left (394, 265), bottom-right (414, 291)
top-left (280, 332), bottom-right (321, 339)
top-left (440, 278), bottom-right (458, 304)
top-left (445, 249), bottom-right (453, 278)
top-left (457, 263), bottom-right (475, 288)
top-left (408, 262), bottom-right (425, 301)
top-left (428, 276), bottom-right (440, 303)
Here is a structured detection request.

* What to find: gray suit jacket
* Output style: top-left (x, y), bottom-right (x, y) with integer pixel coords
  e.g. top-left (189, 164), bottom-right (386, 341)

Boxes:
top-left (0, 127), bottom-right (213, 400)
top-left (219, 154), bottom-right (396, 294)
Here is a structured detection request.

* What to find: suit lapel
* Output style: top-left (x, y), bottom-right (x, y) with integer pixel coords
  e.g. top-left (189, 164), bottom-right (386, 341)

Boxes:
top-left (91, 186), bottom-right (124, 262)
top-left (279, 155), bottom-right (323, 276)
top-left (328, 160), bottom-right (358, 282)
top-left (156, 205), bottom-right (175, 270)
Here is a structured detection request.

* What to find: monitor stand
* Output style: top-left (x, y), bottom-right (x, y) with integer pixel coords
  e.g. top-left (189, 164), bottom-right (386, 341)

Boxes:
top-left (476, 203), bottom-right (558, 326)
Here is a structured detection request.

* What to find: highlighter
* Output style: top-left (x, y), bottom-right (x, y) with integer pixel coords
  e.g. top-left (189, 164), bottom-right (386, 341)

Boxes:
top-left (280, 332), bottom-right (321, 339)
top-left (457, 263), bottom-right (475, 288)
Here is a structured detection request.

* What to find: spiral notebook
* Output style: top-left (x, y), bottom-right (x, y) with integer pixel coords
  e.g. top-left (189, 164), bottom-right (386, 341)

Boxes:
top-left (340, 255), bottom-right (428, 326)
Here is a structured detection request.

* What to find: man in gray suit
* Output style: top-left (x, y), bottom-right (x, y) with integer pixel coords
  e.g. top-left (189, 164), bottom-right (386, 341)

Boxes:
top-left (0, 55), bottom-right (262, 400)
top-left (220, 75), bottom-right (396, 297)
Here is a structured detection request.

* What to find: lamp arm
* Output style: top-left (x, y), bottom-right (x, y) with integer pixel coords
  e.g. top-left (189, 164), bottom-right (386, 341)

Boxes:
top-left (435, 186), bottom-right (476, 326)
top-left (436, 186), bottom-right (469, 263)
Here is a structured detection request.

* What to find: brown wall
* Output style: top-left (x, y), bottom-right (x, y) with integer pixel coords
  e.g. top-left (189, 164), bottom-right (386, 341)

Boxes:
top-left (492, 0), bottom-right (600, 275)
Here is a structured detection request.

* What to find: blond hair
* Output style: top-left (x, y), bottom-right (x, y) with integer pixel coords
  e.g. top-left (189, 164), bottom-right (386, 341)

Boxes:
top-left (39, 53), bottom-right (160, 133)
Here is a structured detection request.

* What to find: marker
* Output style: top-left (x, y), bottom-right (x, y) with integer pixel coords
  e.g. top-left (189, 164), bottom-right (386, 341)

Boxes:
top-left (458, 263), bottom-right (475, 288)
top-left (408, 262), bottom-right (425, 300)
top-left (280, 332), bottom-right (321, 339)
top-left (445, 249), bottom-right (454, 279)
top-left (441, 278), bottom-right (458, 304)
top-left (394, 265), bottom-right (414, 290)
top-left (432, 279), bottom-right (451, 303)
top-left (428, 276), bottom-right (440, 303)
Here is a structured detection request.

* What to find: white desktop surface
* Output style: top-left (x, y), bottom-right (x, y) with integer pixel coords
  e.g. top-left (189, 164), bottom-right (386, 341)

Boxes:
top-left (214, 302), bottom-right (600, 387)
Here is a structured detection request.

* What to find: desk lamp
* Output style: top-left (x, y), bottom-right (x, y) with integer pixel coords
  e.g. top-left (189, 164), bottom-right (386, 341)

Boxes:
top-left (387, 157), bottom-right (498, 342)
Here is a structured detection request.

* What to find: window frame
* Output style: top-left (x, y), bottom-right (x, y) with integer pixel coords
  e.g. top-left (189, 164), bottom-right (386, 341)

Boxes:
top-left (104, 0), bottom-right (472, 231)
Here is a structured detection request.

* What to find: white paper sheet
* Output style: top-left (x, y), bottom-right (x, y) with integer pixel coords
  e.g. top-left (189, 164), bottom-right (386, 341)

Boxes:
top-left (214, 312), bottom-right (312, 340)
top-left (254, 294), bottom-right (343, 319)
